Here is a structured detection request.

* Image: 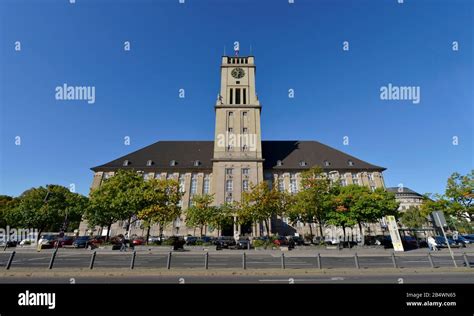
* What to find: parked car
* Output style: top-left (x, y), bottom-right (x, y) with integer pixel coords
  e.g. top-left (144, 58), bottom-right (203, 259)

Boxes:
top-left (289, 236), bottom-right (306, 246)
top-left (185, 236), bottom-right (199, 246)
top-left (168, 236), bottom-right (185, 250)
top-left (434, 236), bottom-right (460, 248)
top-left (53, 236), bottom-right (74, 248)
top-left (148, 236), bottom-right (162, 244)
top-left (461, 234), bottom-right (474, 242)
top-left (0, 238), bottom-right (18, 248)
top-left (236, 238), bottom-right (251, 249)
top-left (73, 236), bottom-right (91, 248)
top-left (401, 236), bottom-right (419, 250)
top-left (273, 236), bottom-right (294, 249)
top-left (38, 234), bottom-right (58, 249)
top-left (200, 236), bottom-right (214, 243)
top-left (451, 235), bottom-right (469, 247)
top-left (132, 237), bottom-right (146, 246)
top-left (214, 236), bottom-right (236, 249)
top-left (312, 236), bottom-right (325, 244)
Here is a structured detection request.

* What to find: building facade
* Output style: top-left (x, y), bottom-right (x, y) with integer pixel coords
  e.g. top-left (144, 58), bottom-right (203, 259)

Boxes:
top-left (79, 56), bottom-right (387, 238)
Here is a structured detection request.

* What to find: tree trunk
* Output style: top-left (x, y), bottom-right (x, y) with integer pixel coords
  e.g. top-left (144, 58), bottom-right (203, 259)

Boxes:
top-left (106, 223), bottom-right (112, 241)
top-left (308, 223), bottom-right (313, 242)
top-left (159, 224), bottom-right (164, 241)
top-left (318, 220), bottom-right (324, 239)
top-left (145, 223), bottom-right (151, 245)
top-left (358, 221), bottom-right (364, 245)
top-left (342, 225), bottom-right (346, 248)
top-left (200, 226), bottom-right (203, 237)
top-left (264, 219), bottom-right (270, 236)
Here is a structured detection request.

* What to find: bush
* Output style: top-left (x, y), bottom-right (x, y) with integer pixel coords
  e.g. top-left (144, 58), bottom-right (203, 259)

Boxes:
top-left (253, 239), bottom-right (275, 249)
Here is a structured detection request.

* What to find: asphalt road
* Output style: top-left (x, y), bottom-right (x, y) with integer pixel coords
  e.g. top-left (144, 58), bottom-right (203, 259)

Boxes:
top-left (1, 250), bottom-right (471, 270)
top-left (1, 273), bottom-right (473, 284)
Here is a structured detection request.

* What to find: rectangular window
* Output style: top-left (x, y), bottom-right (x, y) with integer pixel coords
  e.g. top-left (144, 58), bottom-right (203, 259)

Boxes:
top-left (242, 111), bottom-right (248, 117)
top-left (370, 186), bottom-right (376, 192)
top-left (290, 179), bottom-right (297, 194)
top-left (191, 175), bottom-right (197, 195)
top-left (352, 173), bottom-right (359, 185)
top-left (242, 168), bottom-right (249, 175)
top-left (243, 127), bottom-right (248, 133)
top-left (179, 175), bottom-right (185, 193)
top-left (341, 179), bottom-right (347, 186)
top-left (225, 196), bottom-right (233, 203)
top-left (243, 88), bottom-right (246, 104)
top-left (278, 178), bottom-right (285, 192)
top-left (235, 88), bottom-right (241, 104)
top-left (203, 177), bottom-right (210, 194)
top-left (229, 89), bottom-right (233, 104)
top-left (226, 168), bottom-right (233, 175)
top-left (242, 180), bottom-right (249, 192)
top-left (226, 180), bottom-right (233, 192)
top-left (368, 173), bottom-right (374, 181)
top-left (228, 128), bottom-right (233, 133)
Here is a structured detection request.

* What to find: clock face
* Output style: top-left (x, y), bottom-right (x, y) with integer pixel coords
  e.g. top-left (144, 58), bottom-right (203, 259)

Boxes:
top-left (231, 67), bottom-right (245, 79)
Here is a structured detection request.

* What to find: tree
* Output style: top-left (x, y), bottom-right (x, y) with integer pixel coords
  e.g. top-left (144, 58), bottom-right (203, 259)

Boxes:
top-left (400, 206), bottom-right (428, 229)
top-left (240, 182), bottom-right (285, 236)
top-left (287, 167), bottom-right (335, 239)
top-left (209, 203), bottom-right (234, 237)
top-left (86, 169), bottom-right (145, 240)
top-left (137, 178), bottom-right (182, 242)
top-left (7, 185), bottom-right (88, 240)
top-left (444, 171), bottom-right (473, 221)
top-left (186, 194), bottom-right (215, 237)
top-left (0, 195), bottom-right (14, 228)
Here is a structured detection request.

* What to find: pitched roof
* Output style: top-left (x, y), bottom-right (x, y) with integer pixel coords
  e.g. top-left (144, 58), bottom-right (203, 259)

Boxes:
top-left (386, 187), bottom-right (423, 197)
top-left (91, 140), bottom-right (385, 172)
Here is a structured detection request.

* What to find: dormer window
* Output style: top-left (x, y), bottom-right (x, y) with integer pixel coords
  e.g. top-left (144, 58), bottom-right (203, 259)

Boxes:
top-left (146, 160), bottom-right (153, 167)
top-left (193, 160), bottom-right (200, 167)
top-left (324, 160), bottom-right (330, 167)
top-left (170, 160), bottom-right (177, 166)
top-left (299, 161), bottom-right (307, 167)
top-left (123, 160), bottom-right (129, 166)
top-left (276, 160), bottom-right (283, 167)
top-left (348, 160), bottom-right (354, 166)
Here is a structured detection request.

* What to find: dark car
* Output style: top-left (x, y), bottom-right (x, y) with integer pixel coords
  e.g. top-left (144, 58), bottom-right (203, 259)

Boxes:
top-left (168, 236), bottom-right (185, 250)
top-left (39, 235), bottom-right (58, 249)
top-left (451, 235), bottom-right (469, 247)
top-left (185, 236), bottom-right (198, 246)
top-left (434, 236), bottom-right (460, 248)
top-left (401, 236), bottom-right (419, 250)
top-left (274, 236), bottom-right (295, 249)
top-left (214, 236), bottom-right (236, 249)
top-left (0, 239), bottom-right (18, 248)
top-left (236, 238), bottom-right (251, 249)
top-left (54, 236), bottom-right (74, 248)
top-left (289, 236), bottom-right (306, 246)
top-left (73, 236), bottom-right (91, 248)
top-left (461, 234), bottom-right (474, 242)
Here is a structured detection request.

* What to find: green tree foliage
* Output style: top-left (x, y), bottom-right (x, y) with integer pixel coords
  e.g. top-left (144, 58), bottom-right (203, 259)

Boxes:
top-left (287, 167), bottom-right (335, 238)
top-left (445, 171), bottom-right (473, 221)
top-left (86, 169), bottom-right (145, 240)
top-left (240, 182), bottom-right (286, 236)
top-left (400, 206), bottom-right (428, 229)
top-left (137, 178), bottom-right (183, 241)
top-left (209, 203), bottom-right (234, 237)
top-left (421, 170), bottom-right (473, 221)
top-left (5, 185), bottom-right (88, 239)
top-left (186, 194), bottom-right (215, 237)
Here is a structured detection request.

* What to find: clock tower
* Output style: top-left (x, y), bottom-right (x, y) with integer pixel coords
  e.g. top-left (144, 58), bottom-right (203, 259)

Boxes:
top-left (212, 56), bottom-right (264, 206)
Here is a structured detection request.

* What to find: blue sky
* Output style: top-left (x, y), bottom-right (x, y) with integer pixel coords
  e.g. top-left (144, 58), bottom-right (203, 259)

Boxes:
top-left (1, 0), bottom-right (472, 197)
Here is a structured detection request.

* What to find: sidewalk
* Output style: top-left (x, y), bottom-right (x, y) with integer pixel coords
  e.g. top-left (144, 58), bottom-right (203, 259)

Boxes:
top-left (8, 244), bottom-right (474, 257)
